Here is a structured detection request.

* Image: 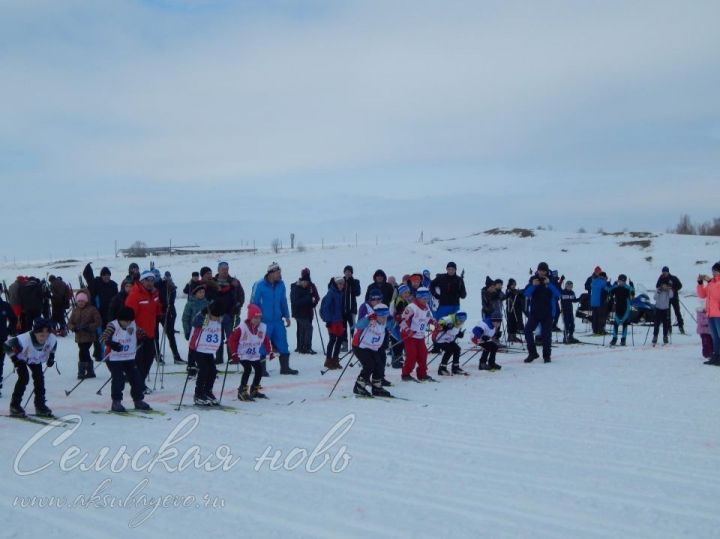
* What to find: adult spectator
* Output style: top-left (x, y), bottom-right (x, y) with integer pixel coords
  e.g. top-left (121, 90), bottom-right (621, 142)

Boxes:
top-left (430, 262), bottom-right (467, 319)
top-left (290, 270), bottom-right (319, 354)
top-left (340, 265), bottom-right (361, 351)
top-left (251, 262), bottom-right (297, 375)
top-left (656, 266), bottom-right (684, 334)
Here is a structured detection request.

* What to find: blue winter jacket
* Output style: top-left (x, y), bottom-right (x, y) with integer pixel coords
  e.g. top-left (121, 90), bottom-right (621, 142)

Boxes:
top-left (590, 276), bottom-right (609, 308)
top-left (251, 278), bottom-right (290, 323)
top-left (523, 280), bottom-right (561, 319)
top-left (320, 281), bottom-right (344, 324)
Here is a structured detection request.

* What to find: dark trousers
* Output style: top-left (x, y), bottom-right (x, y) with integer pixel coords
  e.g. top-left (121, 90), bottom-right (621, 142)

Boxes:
top-left (295, 317), bottom-right (313, 351)
top-left (563, 312), bottom-right (575, 338)
top-left (669, 296), bottom-right (684, 330)
top-left (135, 337), bottom-right (156, 386)
top-left (108, 360), bottom-right (144, 402)
top-left (163, 307), bottom-right (181, 360)
top-left (0, 342), bottom-right (5, 390)
top-left (591, 306), bottom-right (607, 334)
top-left (11, 361), bottom-right (45, 407)
top-left (437, 342), bottom-right (461, 366)
top-left (479, 340), bottom-right (499, 365)
top-left (51, 303), bottom-right (66, 330)
top-left (653, 309), bottom-right (670, 339)
top-left (327, 334), bottom-right (343, 360)
top-left (341, 312), bottom-right (355, 344)
top-left (78, 342), bottom-right (95, 376)
top-left (240, 360), bottom-right (263, 388)
top-left (193, 351), bottom-right (217, 398)
top-left (353, 347), bottom-right (384, 382)
top-left (525, 315), bottom-right (553, 359)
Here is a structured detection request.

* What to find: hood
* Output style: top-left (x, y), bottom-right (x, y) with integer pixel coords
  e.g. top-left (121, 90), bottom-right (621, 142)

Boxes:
top-left (373, 269), bottom-right (387, 282)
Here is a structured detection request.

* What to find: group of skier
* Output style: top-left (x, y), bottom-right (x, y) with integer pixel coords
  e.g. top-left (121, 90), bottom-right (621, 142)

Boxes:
top-left (1, 256), bottom-right (716, 418)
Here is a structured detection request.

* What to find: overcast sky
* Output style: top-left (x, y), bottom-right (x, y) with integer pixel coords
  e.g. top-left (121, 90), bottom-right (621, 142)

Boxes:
top-left (2, 0), bottom-right (719, 258)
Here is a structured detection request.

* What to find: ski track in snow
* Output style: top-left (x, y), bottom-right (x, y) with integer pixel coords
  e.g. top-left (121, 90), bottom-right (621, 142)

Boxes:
top-left (1, 232), bottom-right (719, 538)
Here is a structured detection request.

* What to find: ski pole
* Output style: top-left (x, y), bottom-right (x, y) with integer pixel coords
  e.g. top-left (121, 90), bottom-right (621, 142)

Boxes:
top-left (96, 376), bottom-right (112, 396)
top-left (176, 367), bottom-right (192, 411)
top-left (2, 367), bottom-right (16, 384)
top-left (314, 307), bottom-right (326, 356)
top-left (217, 351), bottom-right (233, 405)
top-left (152, 339), bottom-right (162, 391)
top-left (328, 351), bottom-right (355, 399)
top-left (679, 299), bottom-right (697, 324)
top-left (461, 348), bottom-right (483, 367)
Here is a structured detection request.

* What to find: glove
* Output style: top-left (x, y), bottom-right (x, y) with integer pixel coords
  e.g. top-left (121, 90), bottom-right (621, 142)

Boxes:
top-left (230, 353), bottom-right (240, 364)
top-left (481, 335), bottom-right (490, 342)
top-left (368, 313), bottom-right (377, 321)
top-left (109, 341), bottom-right (124, 352)
top-left (268, 352), bottom-right (276, 360)
top-left (11, 355), bottom-right (23, 367)
top-left (47, 356), bottom-right (55, 367)
top-left (184, 333), bottom-right (190, 341)
top-left (457, 330), bottom-right (465, 339)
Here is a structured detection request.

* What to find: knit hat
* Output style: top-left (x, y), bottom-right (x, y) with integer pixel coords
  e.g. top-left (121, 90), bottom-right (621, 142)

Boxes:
top-left (397, 284), bottom-right (410, 295)
top-left (446, 261), bottom-right (457, 269)
top-left (32, 317), bottom-right (53, 333)
top-left (618, 274), bottom-right (627, 281)
top-left (422, 269), bottom-right (431, 278)
top-left (455, 311), bottom-right (468, 322)
top-left (368, 289), bottom-right (383, 301)
top-left (118, 306), bottom-right (135, 322)
top-left (100, 267), bottom-right (111, 276)
top-left (712, 262), bottom-right (720, 273)
top-left (537, 262), bottom-right (550, 272)
top-left (140, 270), bottom-right (155, 281)
top-left (344, 265), bottom-right (353, 274)
top-left (301, 267), bottom-right (311, 280)
top-left (334, 276), bottom-right (345, 284)
top-left (508, 278), bottom-right (516, 287)
top-left (373, 304), bottom-right (390, 318)
top-left (191, 283), bottom-right (206, 295)
top-left (661, 266), bottom-right (669, 273)
top-left (267, 262), bottom-right (280, 273)
top-left (246, 304), bottom-right (262, 321)
top-left (415, 287), bottom-right (432, 300)
top-left (410, 274), bottom-right (422, 285)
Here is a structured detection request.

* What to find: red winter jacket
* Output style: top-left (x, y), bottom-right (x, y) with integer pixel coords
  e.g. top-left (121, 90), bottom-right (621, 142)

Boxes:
top-left (125, 282), bottom-right (162, 338)
top-left (697, 276), bottom-right (720, 318)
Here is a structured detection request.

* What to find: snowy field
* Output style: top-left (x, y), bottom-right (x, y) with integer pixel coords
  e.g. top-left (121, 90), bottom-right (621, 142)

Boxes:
top-left (1, 230), bottom-right (719, 538)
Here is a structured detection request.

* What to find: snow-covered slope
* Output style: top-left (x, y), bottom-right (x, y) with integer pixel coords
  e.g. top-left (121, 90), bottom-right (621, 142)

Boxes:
top-left (1, 230), bottom-right (718, 539)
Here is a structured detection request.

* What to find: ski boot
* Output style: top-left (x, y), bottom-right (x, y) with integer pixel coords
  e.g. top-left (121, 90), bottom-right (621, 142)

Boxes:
top-left (194, 395), bottom-right (211, 406)
top-left (134, 400), bottom-right (151, 411)
top-left (111, 400), bottom-right (127, 413)
top-left (418, 374), bottom-right (436, 382)
top-left (206, 392), bottom-right (220, 406)
top-left (381, 378), bottom-right (392, 387)
top-left (10, 403), bottom-right (26, 417)
top-left (35, 402), bottom-right (53, 417)
top-left (238, 385), bottom-right (255, 401)
top-left (250, 385), bottom-right (268, 399)
top-left (609, 337), bottom-right (617, 346)
top-left (451, 364), bottom-right (467, 375)
top-left (487, 362), bottom-right (502, 371)
top-left (438, 364), bottom-right (450, 376)
top-left (524, 353), bottom-right (540, 363)
top-left (279, 354), bottom-right (298, 375)
top-left (401, 374), bottom-right (418, 382)
top-left (353, 377), bottom-right (372, 397)
top-left (371, 379), bottom-right (392, 397)
top-left (620, 338), bottom-right (626, 346)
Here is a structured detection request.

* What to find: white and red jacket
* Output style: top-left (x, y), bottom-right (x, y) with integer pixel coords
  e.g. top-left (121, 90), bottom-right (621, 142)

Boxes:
top-left (228, 321), bottom-right (272, 362)
top-left (189, 317), bottom-right (223, 355)
top-left (400, 300), bottom-right (433, 340)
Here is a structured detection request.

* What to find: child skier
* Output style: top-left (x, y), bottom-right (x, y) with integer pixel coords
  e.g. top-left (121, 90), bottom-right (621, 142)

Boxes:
top-left (100, 307), bottom-right (152, 413)
top-left (608, 275), bottom-right (634, 346)
top-left (320, 276), bottom-right (346, 370)
top-left (432, 311), bottom-right (468, 376)
top-left (560, 281), bottom-right (580, 344)
top-left (400, 287), bottom-right (435, 382)
top-left (471, 317), bottom-right (501, 371)
top-left (352, 303), bottom-right (393, 397)
top-left (67, 290), bottom-right (102, 380)
top-left (188, 302), bottom-right (224, 405)
top-left (229, 304), bottom-right (274, 401)
top-left (182, 283), bottom-right (209, 376)
top-left (4, 317), bottom-right (56, 417)
top-left (653, 282), bottom-right (673, 345)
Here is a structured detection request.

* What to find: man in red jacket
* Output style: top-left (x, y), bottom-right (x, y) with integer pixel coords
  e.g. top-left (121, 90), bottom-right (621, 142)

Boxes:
top-left (125, 270), bottom-right (162, 393)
